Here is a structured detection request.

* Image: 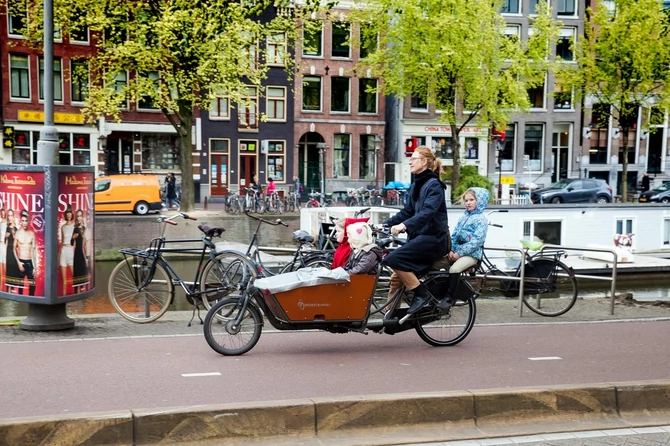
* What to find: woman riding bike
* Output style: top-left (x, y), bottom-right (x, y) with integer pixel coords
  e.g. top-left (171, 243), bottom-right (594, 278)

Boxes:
top-left (382, 146), bottom-right (449, 315)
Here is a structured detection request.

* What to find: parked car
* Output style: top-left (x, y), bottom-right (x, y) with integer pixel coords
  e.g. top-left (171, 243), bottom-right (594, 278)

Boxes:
top-left (530, 178), bottom-right (612, 204)
top-left (638, 182), bottom-right (670, 203)
top-left (94, 174), bottom-right (163, 215)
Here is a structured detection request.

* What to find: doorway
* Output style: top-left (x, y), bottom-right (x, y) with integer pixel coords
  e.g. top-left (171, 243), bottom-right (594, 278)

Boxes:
top-left (297, 132), bottom-right (325, 194)
top-left (210, 154), bottom-right (228, 196)
top-left (647, 129), bottom-right (664, 174)
top-left (239, 155), bottom-right (256, 189)
top-left (551, 126), bottom-right (570, 183)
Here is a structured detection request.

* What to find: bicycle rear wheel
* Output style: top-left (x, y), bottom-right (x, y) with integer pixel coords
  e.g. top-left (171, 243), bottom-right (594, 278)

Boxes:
top-left (204, 297), bottom-right (263, 356)
top-left (108, 259), bottom-right (173, 323)
top-left (522, 258), bottom-right (578, 317)
top-left (415, 298), bottom-right (476, 346)
top-left (200, 252), bottom-right (256, 312)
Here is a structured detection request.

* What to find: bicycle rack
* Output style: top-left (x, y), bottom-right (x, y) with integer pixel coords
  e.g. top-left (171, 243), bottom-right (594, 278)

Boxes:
top-left (539, 244), bottom-right (619, 315)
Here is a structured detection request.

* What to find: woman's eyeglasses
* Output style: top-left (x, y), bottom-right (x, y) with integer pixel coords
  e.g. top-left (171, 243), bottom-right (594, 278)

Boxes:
top-left (409, 156), bottom-right (423, 162)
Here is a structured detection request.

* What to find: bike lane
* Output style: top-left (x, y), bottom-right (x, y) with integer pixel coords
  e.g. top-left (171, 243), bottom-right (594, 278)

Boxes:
top-left (1, 320), bottom-right (669, 420)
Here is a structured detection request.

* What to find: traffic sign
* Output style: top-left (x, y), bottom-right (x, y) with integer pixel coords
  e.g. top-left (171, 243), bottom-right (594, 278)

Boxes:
top-left (2, 126), bottom-right (15, 149)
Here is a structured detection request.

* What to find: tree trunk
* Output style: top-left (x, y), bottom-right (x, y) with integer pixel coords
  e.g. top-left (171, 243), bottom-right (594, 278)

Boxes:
top-left (450, 123), bottom-right (461, 201)
top-left (176, 105), bottom-right (195, 212)
top-left (620, 126), bottom-right (629, 204)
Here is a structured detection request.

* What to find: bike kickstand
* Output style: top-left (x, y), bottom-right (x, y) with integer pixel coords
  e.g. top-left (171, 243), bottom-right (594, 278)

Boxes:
top-left (187, 305), bottom-right (198, 327)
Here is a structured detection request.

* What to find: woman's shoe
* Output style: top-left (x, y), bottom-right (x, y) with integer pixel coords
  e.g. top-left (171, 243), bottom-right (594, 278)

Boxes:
top-left (407, 284), bottom-right (431, 314)
top-left (436, 296), bottom-right (454, 311)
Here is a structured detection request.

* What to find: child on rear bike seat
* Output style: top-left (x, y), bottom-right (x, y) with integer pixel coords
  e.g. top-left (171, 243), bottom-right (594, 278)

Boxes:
top-left (435, 187), bottom-right (489, 311)
top-left (332, 217), bottom-right (370, 269)
top-left (344, 221), bottom-right (383, 275)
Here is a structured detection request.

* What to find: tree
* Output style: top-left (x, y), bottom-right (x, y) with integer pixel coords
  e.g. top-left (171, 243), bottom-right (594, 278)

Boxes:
top-left (15, 0), bottom-right (320, 211)
top-left (557, 0), bottom-right (670, 202)
top-left (350, 0), bottom-right (559, 198)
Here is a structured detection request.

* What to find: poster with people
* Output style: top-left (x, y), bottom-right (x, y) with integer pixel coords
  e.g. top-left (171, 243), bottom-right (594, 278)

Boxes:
top-left (0, 172), bottom-right (46, 298)
top-left (57, 172), bottom-right (94, 297)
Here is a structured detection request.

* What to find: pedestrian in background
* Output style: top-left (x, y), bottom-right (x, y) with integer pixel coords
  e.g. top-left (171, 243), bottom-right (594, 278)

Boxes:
top-left (164, 172), bottom-right (179, 210)
top-left (641, 171), bottom-right (650, 192)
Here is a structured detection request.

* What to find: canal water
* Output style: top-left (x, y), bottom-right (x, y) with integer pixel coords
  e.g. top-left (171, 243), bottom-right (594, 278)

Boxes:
top-left (0, 260), bottom-right (668, 318)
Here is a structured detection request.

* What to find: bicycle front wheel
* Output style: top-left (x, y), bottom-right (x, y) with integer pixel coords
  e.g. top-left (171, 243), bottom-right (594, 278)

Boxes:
top-left (522, 259), bottom-right (578, 317)
top-left (108, 259), bottom-right (174, 323)
top-left (204, 298), bottom-right (263, 356)
top-left (415, 298), bottom-right (476, 346)
top-left (200, 252), bottom-right (257, 312)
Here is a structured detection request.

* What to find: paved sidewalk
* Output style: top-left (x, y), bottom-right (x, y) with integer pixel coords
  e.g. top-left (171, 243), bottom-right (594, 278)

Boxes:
top-left (1, 297), bottom-right (668, 342)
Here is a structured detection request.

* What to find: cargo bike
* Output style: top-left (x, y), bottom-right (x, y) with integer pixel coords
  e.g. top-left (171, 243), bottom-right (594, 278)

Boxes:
top-left (202, 230), bottom-right (479, 356)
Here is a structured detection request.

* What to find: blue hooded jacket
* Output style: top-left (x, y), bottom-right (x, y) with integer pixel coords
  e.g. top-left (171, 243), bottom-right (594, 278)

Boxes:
top-left (451, 187), bottom-right (489, 260)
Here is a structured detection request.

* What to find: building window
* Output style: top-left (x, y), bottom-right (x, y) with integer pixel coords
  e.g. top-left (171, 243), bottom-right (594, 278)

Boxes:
top-left (358, 78), bottom-right (377, 114)
top-left (241, 32), bottom-right (258, 71)
top-left (500, 124), bottom-right (515, 172)
top-left (39, 57), bottom-right (63, 101)
top-left (647, 107), bottom-right (665, 174)
top-left (556, 28), bottom-right (575, 61)
top-left (617, 105), bottom-right (638, 165)
top-left (266, 86), bottom-right (286, 121)
top-left (523, 220), bottom-right (562, 245)
top-left (142, 134), bottom-right (180, 170)
top-left (302, 76), bottom-right (322, 111)
top-left (10, 54), bottom-right (30, 99)
top-left (501, 0), bottom-right (519, 14)
top-left (69, 11), bottom-right (89, 43)
top-left (266, 141), bottom-right (285, 182)
top-left (70, 59), bottom-right (89, 103)
top-left (504, 25), bottom-right (520, 43)
top-left (331, 22), bottom-right (350, 58)
top-left (465, 137), bottom-right (479, 159)
top-left (432, 137), bottom-right (452, 159)
top-left (112, 71), bottom-right (128, 108)
top-left (238, 86), bottom-right (259, 130)
top-left (12, 130), bottom-right (31, 164)
top-left (239, 140), bottom-right (257, 153)
top-left (410, 94), bottom-right (427, 111)
top-left (54, 133), bottom-right (91, 166)
top-left (8, 0), bottom-right (27, 36)
top-left (527, 79), bottom-right (545, 109)
top-left (590, 103), bottom-right (609, 165)
top-left (359, 135), bottom-right (376, 180)
top-left (333, 134), bottom-right (350, 178)
top-left (331, 77), bottom-right (350, 112)
top-left (211, 139), bottom-right (229, 152)
top-left (359, 23), bottom-right (377, 59)
top-left (210, 91), bottom-right (230, 119)
top-left (303, 21), bottom-right (323, 57)
top-left (557, 0), bottom-right (576, 16)
top-left (524, 124), bottom-right (543, 171)
top-left (616, 218), bottom-right (633, 235)
top-left (266, 33), bottom-right (286, 66)
top-left (663, 219), bottom-right (670, 246)
top-left (138, 71), bottom-right (160, 110)
top-left (554, 86), bottom-right (573, 110)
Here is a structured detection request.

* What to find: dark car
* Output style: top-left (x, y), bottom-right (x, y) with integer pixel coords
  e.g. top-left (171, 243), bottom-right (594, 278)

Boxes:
top-left (638, 182), bottom-right (670, 203)
top-left (531, 178), bottom-right (612, 204)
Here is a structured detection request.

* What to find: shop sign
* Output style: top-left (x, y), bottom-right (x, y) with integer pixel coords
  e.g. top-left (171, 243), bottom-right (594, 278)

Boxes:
top-left (423, 126), bottom-right (485, 134)
top-left (501, 176), bottom-right (515, 184)
top-left (18, 110), bottom-right (85, 125)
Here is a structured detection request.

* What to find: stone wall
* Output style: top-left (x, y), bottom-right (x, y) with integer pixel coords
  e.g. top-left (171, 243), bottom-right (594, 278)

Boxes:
top-left (94, 212), bottom-right (301, 260)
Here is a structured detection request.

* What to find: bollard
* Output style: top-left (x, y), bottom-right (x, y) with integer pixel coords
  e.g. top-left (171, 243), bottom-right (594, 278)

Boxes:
top-left (204, 196), bottom-right (209, 211)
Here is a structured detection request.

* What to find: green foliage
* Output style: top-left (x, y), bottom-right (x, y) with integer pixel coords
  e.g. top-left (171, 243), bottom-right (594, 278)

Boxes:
top-left (14, 0), bottom-right (323, 210)
top-left (442, 165), bottom-right (494, 199)
top-left (349, 0), bottom-right (560, 196)
top-left (557, 0), bottom-right (670, 202)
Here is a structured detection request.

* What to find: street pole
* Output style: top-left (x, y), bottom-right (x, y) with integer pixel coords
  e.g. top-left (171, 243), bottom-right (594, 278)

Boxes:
top-left (37, 0), bottom-right (59, 164)
top-left (317, 142), bottom-right (326, 205)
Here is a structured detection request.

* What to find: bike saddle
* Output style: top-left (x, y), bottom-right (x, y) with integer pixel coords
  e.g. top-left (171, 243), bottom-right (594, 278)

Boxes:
top-left (198, 224), bottom-right (225, 238)
top-left (520, 239), bottom-right (544, 251)
top-left (292, 230), bottom-right (314, 244)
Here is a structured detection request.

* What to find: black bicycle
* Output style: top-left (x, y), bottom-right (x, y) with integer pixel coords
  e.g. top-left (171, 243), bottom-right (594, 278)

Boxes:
top-left (108, 213), bottom-right (244, 324)
top-left (469, 211), bottom-right (579, 317)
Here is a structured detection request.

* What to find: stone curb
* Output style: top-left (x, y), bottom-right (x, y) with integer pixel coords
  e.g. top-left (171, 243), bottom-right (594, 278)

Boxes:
top-left (1, 380), bottom-right (669, 446)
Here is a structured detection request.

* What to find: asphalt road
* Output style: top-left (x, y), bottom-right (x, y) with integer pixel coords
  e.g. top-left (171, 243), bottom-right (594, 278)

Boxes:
top-left (1, 320), bottom-right (669, 420)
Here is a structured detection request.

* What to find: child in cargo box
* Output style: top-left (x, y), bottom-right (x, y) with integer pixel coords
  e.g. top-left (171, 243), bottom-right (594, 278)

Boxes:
top-left (331, 217), bottom-right (369, 269)
top-left (344, 221), bottom-right (383, 275)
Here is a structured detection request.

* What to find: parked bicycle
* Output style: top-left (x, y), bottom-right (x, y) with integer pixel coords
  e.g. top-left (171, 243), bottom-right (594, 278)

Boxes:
top-left (244, 188), bottom-right (265, 213)
top-left (466, 210), bottom-right (578, 317)
top-left (306, 190), bottom-right (335, 207)
top-left (107, 213), bottom-right (236, 324)
top-left (284, 191), bottom-right (301, 213)
top-left (265, 191), bottom-right (285, 214)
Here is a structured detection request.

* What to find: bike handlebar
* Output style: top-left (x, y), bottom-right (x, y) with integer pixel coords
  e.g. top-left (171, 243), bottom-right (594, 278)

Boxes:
top-left (355, 207), bottom-right (370, 217)
top-left (245, 211), bottom-right (288, 227)
top-left (490, 223), bottom-right (503, 228)
top-left (166, 220), bottom-right (178, 225)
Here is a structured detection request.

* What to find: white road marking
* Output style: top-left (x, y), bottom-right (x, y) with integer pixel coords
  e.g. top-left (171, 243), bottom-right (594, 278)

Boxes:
top-left (181, 372), bottom-right (222, 377)
top-left (528, 356), bottom-right (562, 361)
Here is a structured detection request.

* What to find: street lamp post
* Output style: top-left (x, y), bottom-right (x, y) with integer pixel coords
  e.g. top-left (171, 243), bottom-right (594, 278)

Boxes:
top-left (316, 142), bottom-right (326, 204)
top-left (373, 135), bottom-right (383, 190)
